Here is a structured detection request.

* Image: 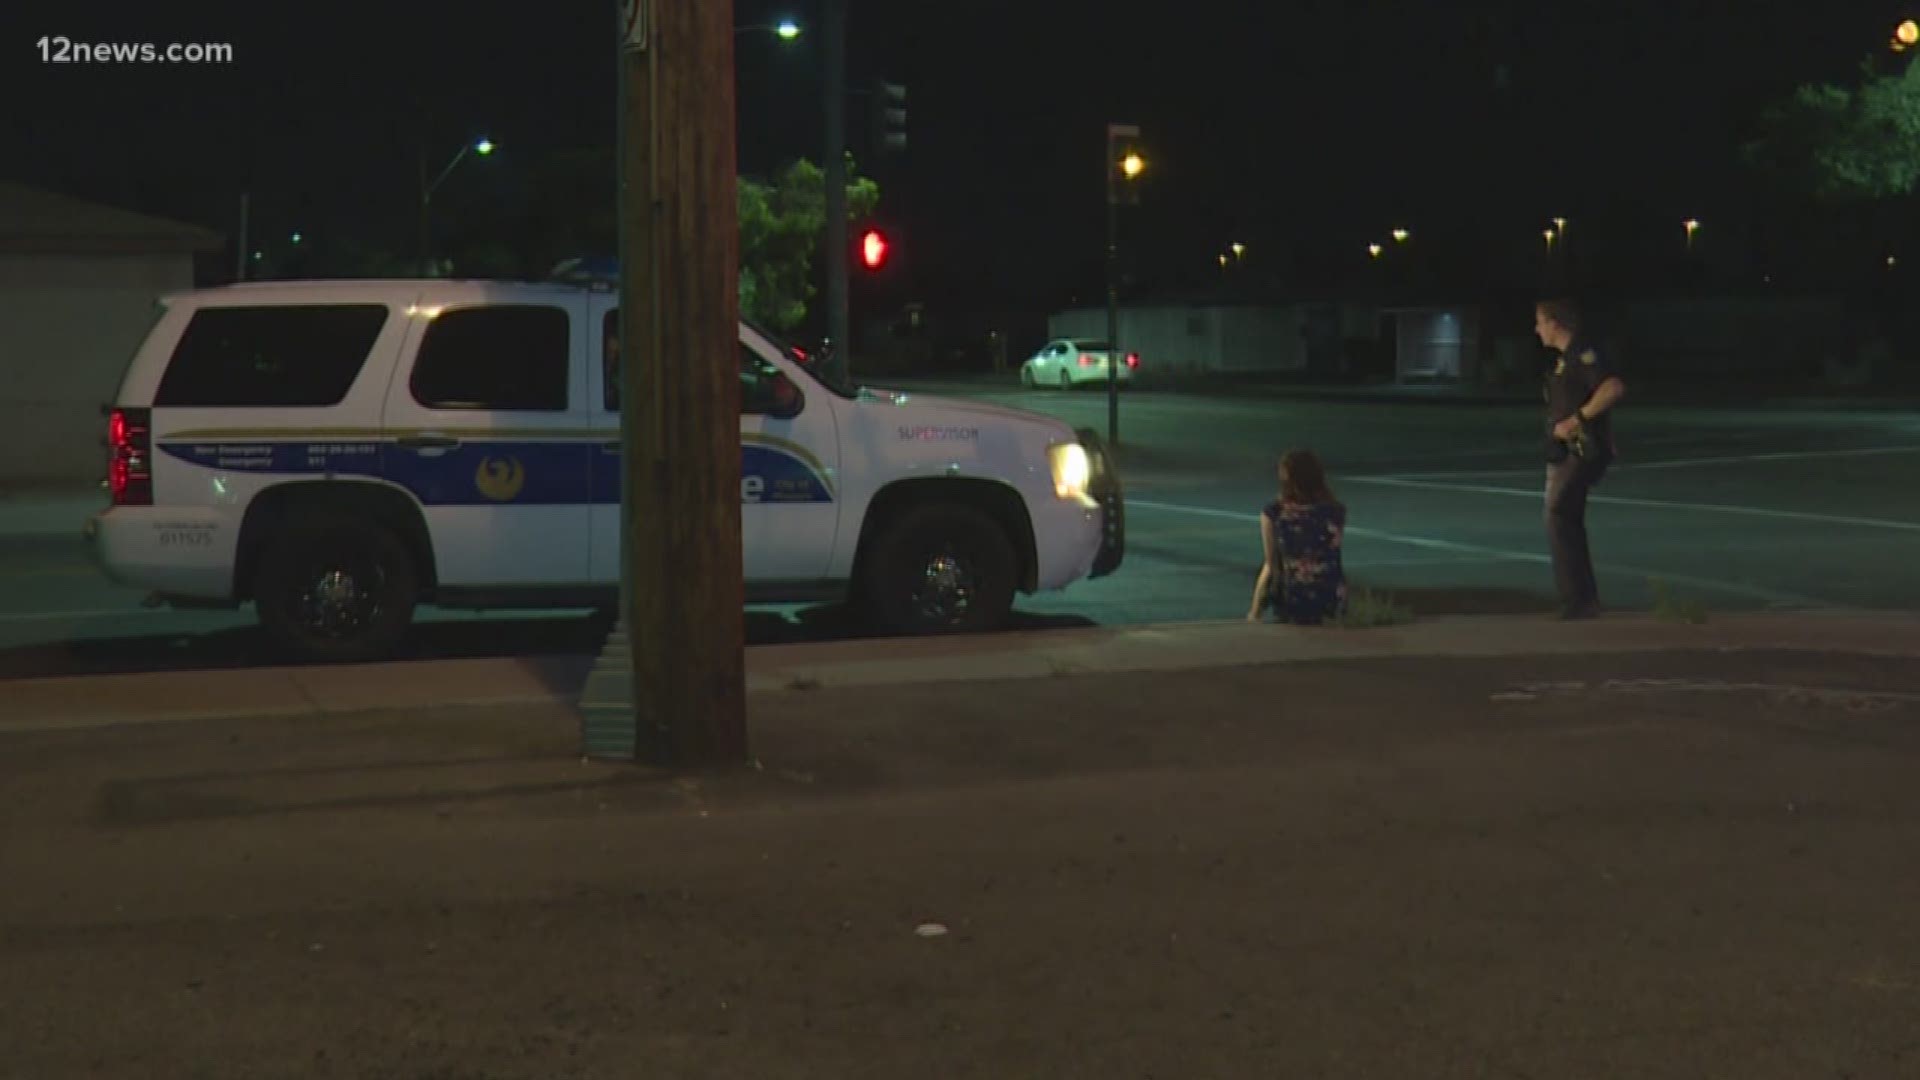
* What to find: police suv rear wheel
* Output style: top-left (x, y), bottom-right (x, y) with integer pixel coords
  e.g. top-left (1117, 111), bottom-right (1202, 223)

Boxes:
top-left (253, 517), bottom-right (417, 663)
top-left (862, 505), bottom-right (1016, 635)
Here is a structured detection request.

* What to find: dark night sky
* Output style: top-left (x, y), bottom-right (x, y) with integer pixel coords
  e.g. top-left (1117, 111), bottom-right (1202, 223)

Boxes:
top-left (1, 0), bottom-right (1904, 316)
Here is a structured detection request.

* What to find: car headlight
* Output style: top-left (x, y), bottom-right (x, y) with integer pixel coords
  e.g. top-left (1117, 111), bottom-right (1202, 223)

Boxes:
top-left (1049, 442), bottom-right (1092, 501)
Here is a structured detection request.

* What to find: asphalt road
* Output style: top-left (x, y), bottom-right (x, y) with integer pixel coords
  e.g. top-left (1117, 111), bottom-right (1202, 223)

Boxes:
top-left (2, 381), bottom-right (1916, 677)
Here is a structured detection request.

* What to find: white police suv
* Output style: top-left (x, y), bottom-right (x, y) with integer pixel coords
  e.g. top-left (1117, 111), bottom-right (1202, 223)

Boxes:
top-left (84, 276), bottom-right (1123, 661)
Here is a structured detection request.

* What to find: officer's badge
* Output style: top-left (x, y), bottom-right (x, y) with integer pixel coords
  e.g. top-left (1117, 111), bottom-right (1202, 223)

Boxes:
top-left (1579, 348), bottom-right (1597, 366)
top-left (475, 456), bottom-right (526, 502)
top-left (1552, 358), bottom-right (1566, 376)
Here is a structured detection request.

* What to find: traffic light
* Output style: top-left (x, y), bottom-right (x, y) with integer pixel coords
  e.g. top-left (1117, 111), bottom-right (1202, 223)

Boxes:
top-left (860, 228), bottom-right (888, 269)
top-left (860, 228), bottom-right (888, 270)
top-left (873, 79), bottom-right (907, 154)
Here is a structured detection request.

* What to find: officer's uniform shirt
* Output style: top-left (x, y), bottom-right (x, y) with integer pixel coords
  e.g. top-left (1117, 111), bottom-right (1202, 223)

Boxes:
top-left (1544, 338), bottom-right (1618, 463)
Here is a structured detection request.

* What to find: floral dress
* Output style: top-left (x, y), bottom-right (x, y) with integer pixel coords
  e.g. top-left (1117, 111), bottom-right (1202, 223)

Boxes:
top-left (1263, 499), bottom-right (1348, 624)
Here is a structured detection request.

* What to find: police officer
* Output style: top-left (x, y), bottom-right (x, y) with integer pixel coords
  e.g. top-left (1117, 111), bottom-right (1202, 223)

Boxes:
top-left (1534, 298), bottom-right (1626, 620)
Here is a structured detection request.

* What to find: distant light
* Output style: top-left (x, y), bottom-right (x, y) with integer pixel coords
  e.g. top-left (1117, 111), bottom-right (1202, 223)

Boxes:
top-left (1684, 218), bottom-right (1700, 232)
top-left (251, 251), bottom-right (263, 261)
top-left (1544, 228), bottom-right (1556, 243)
top-left (776, 19), bottom-right (801, 39)
top-left (1230, 242), bottom-right (1246, 258)
top-left (1899, 19), bottom-right (1919, 46)
top-left (1120, 152), bottom-right (1145, 179)
top-left (1552, 216), bottom-right (1567, 231)
top-left (290, 231), bottom-right (303, 244)
top-left (1890, 255), bottom-right (1900, 268)
top-left (475, 138), bottom-right (495, 155)
top-left (1218, 254), bottom-right (1229, 267)
top-left (1368, 243), bottom-right (1384, 258)
top-left (1391, 228), bottom-right (1410, 243)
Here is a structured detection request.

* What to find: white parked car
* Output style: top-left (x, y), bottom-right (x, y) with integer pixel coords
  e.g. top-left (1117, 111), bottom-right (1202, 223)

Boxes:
top-left (84, 276), bottom-right (1125, 662)
top-left (1020, 338), bottom-right (1139, 389)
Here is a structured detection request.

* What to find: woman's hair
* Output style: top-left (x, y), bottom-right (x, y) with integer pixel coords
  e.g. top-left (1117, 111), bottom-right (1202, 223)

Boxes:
top-left (1279, 449), bottom-right (1336, 505)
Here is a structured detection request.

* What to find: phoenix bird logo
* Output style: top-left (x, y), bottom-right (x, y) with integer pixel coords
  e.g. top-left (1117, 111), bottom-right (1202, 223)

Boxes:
top-left (474, 456), bottom-right (526, 502)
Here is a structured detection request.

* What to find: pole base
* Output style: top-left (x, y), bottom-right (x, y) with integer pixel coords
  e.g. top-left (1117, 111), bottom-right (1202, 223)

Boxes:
top-left (578, 617), bottom-right (637, 761)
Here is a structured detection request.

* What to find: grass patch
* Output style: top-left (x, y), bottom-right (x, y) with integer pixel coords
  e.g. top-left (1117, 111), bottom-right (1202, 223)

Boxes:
top-left (1650, 579), bottom-right (1709, 624)
top-left (1328, 587), bottom-right (1416, 628)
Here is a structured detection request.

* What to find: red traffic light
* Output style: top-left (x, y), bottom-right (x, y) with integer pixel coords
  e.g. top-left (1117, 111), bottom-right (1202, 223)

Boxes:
top-left (860, 228), bottom-right (888, 269)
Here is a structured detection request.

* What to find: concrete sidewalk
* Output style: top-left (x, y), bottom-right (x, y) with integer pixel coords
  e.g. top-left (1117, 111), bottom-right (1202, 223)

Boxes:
top-left (9, 610), bottom-right (1920, 734)
top-left (5, 637), bottom-right (1920, 1078)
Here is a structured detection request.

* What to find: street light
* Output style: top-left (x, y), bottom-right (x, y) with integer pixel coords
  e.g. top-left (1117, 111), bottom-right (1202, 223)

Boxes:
top-left (1230, 242), bottom-right (1246, 259)
top-left (1368, 242), bottom-right (1384, 259)
top-left (737, 19), bottom-right (802, 38)
top-left (1105, 122), bottom-right (1145, 446)
top-left (1391, 228), bottom-right (1410, 243)
top-left (1544, 227), bottom-right (1557, 251)
top-left (418, 136), bottom-right (495, 274)
top-left (1684, 218), bottom-right (1701, 251)
top-left (1896, 19), bottom-right (1918, 51)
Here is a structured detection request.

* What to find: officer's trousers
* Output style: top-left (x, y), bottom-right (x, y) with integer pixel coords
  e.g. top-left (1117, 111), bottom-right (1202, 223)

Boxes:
top-left (1545, 456), bottom-right (1607, 610)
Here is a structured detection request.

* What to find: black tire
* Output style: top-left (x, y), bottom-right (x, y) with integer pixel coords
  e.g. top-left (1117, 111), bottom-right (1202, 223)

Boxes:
top-left (253, 516), bottom-right (418, 663)
top-left (1058, 369), bottom-right (1072, 391)
top-left (859, 504), bottom-right (1017, 635)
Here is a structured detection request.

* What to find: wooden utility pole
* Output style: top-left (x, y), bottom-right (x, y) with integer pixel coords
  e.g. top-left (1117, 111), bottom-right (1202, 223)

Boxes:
top-left (616, 0), bottom-right (747, 766)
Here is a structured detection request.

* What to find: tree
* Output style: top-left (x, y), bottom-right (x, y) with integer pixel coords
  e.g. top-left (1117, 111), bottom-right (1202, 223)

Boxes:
top-left (1748, 58), bottom-right (1920, 201)
top-left (737, 154), bottom-right (879, 331)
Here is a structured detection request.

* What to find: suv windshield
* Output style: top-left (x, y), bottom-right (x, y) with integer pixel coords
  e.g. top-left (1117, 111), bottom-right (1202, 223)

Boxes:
top-left (744, 318), bottom-right (858, 400)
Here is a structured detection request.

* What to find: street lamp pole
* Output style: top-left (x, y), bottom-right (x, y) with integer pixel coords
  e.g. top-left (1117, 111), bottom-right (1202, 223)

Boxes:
top-left (418, 137), bottom-right (495, 275)
top-left (1105, 123), bottom-right (1141, 448)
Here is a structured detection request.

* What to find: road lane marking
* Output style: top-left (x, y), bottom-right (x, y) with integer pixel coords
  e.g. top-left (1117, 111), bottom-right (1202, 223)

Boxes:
top-left (1348, 477), bottom-right (1920, 533)
top-left (1127, 497), bottom-right (1831, 607)
top-left (0, 609), bottom-right (174, 623)
top-left (1359, 443), bottom-right (1920, 482)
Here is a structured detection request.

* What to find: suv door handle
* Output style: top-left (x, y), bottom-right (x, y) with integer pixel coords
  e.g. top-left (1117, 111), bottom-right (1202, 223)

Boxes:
top-left (396, 435), bottom-right (460, 450)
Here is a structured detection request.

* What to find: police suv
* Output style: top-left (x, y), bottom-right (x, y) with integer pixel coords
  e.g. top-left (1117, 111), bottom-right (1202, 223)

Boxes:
top-left (85, 276), bottom-right (1123, 662)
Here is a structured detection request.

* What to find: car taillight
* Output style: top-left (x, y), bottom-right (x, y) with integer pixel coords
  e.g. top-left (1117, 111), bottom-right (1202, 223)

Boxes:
top-left (1079, 353), bottom-right (1096, 367)
top-left (1126, 353), bottom-right (1139, 368)
top-left (108, 406), bottom-right (152, 506)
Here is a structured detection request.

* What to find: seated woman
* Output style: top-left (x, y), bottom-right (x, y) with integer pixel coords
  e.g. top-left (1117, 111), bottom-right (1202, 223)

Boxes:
top-left (1246, 449), bottom-right (1348, 625)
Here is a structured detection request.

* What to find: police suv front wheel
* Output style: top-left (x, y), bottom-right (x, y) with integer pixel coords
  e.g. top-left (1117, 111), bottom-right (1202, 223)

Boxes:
top-left (861, 504), bottom-right (1017, 635)
top-left (253, 517), bottom-right (418, 663)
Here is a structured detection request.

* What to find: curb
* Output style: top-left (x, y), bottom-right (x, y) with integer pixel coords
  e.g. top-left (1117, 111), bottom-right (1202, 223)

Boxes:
top-left (8, 611), bottom-right (1920, 736)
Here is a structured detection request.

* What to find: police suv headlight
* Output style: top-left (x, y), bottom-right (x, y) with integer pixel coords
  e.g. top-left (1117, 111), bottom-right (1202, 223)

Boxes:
top-left (1049, 442), bottom-right (1092, 501)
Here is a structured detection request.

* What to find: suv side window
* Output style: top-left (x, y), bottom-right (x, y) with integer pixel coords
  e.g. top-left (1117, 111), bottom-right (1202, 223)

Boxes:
top-left (599, 311), bottom-right (794, 418)
top-left (154, 304), bottom-right (389, 407)
top-left (411, 304), bottom-right (570, 411)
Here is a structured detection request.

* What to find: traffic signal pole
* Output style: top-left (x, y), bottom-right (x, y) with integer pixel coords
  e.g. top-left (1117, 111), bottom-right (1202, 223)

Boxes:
top-left (822, 0), bottom-right (850, 388)
top-left (614, 0), bottom-right (747, 767)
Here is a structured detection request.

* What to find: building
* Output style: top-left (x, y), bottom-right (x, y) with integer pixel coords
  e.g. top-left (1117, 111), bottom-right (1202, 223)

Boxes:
top-left (1046, 301), bottom-right (1377, 381)
top-left (0, 183), bottom-right (222, 491)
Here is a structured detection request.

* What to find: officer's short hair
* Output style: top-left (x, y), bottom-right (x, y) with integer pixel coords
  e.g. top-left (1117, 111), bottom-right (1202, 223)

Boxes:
top-left (1536, 298), bottom-right (1581, 335)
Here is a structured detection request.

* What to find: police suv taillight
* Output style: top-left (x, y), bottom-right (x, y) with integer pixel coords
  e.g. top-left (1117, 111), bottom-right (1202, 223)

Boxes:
top-left (107, 406), bottom-right (153, 506)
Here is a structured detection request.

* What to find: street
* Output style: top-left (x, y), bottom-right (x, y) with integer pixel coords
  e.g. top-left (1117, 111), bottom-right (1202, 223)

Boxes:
top-left (2, 382), bottom-right (1917, 678)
